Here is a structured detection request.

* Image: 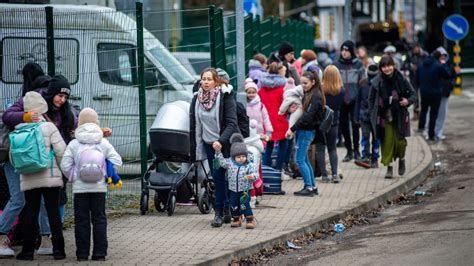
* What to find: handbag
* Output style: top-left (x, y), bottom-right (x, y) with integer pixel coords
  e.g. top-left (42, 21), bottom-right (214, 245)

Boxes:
top-left (319, 105), bottom-right (334, 133)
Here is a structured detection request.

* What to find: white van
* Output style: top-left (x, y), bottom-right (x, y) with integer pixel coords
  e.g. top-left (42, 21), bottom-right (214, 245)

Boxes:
top-left (0, 4), bottom-right (196, 174)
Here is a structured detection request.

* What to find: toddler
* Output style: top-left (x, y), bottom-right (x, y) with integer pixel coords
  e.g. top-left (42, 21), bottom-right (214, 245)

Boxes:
top-left (279, 84), bottom-right (304, 128)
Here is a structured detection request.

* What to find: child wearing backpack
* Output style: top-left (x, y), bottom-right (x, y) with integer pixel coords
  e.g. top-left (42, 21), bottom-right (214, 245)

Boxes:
top-left (11, 92), bottom-right (67, 261)
top-left (60, 108), bottom-right (121, 262)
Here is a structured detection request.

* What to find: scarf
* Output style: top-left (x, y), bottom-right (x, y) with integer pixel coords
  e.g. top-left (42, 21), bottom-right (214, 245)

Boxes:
top-left (247, 95), bottom-right (261, 106)
top-left (197, 87), bottom-right (220, 111)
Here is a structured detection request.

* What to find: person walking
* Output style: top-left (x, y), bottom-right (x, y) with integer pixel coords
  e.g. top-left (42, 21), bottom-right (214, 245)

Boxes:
top-left (60, 108), bottom-right (122, 261)
top-left (368, 56), bottom-right (417, 179)
top-left (13, 92), bottom-right (66, 261)
top-left (316, 65), bottom-right (344, 183)
top-left (334, 40), bottom-right (367, 162)
top-left (416, 51), bottom-right (451, 142)
top-left (285, 70), bottom-right (325, 196)
top-left (190, 67), bottom-right (238, 228)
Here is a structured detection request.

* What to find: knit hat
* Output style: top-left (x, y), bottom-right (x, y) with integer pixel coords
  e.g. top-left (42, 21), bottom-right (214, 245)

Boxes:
top-left (78, 107), bottom-right (99, 126)
top-left (230, 133), bottom-right (248, 159)
top-left (340, 40), bottom-right (356, 59)
top-left (216, 68), bottom-right (230, 82)
top-left (367, 64), bottom-right (379, 77)
top-left (23, 91), bottom-right (48, 114)
top-left (383, 45), bottom-right (397, 53)
top-left (45, 74), bottom-right (71, 99)
top-left (301, 49), bottom-right (317, 62)
top-left (244, 78), bottom-right (258, 92)
top-left (278, 41), bottom-right (295, 58)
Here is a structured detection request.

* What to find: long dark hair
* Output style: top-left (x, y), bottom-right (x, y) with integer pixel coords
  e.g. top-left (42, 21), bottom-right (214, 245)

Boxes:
top-left (21, 62), bottom-right (45, 96)
top-left (301, 70), bottom-right (325, 111)
top-left (44, 96), bottom-right (75, 143)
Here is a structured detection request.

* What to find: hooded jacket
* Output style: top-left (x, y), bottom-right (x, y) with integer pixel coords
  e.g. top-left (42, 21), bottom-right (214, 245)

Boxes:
top-left (333, 57), bottom-right (367, 105)
top-left (416, 56), bottom-right (451, 97)
top-left (60, 123), bottom-right (122, 194)
top-left (248, 59), bottom-right (266, 84)
top-left (215, 151), bottom-right (258, 192)
top-left (16, 118), bottom-right (66, 192)
top-left (246, 95), bottom-right (273, 135)
top-left (258, 74), bottom-right (289, 141)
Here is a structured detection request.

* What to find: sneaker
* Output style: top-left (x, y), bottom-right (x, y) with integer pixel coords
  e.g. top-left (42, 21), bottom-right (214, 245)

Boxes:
top-left (91, 256), bottom-right (106, 261)
top-left (342, 151), bottom-right (353, 162)
top-left (370, 161), bottom-right (379, 168)
top-left (281, 171), bottom-right (291, 181)
top-left (332, 174), bottom-right (341, 183)
top-left (230, 216), bottom-right (242, 227)
top-left (385, 166), bottom-right (393, 179)
top-left (312, 187), bottom-right (319, 195)
top-left (321, 176), bottom-right (332, 183)
top-left (293, 188), bottom-right (306, 195)
top-left (398, 159), bottom-right (406, 176)
top-left (439, 135), bottom-right (446, 140)
top-left (283, 164), bottom-right (295, 178)
top-left (223, 208), bottom-right (231, 224)
top-left (37, 235), bottom-right (53, 255)
top-left (354, 158), bottom-right (371, 169)
top-left (0, 234), bottom-right (15, 257)
top-left (294, 188), bottom-right (314, 197)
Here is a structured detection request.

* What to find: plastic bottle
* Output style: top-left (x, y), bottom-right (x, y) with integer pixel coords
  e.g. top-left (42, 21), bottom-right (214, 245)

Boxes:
top-left (414, 191), bottom-right (430, 196)
top-left (334, 223), bottom-right (345, 233)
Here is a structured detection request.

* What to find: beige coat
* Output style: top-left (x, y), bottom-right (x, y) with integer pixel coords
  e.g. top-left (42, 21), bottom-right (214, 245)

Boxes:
top-left (15, 120), bottom-right (66, 192)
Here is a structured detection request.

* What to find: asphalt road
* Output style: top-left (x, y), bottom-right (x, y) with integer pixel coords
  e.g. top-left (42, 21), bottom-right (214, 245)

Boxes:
top-left (267, 92), bottom-right (474, 266)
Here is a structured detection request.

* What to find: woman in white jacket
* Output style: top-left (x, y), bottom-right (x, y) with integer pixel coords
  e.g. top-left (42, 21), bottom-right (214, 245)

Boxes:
top-left (60, 108), bottom-right (122, 261)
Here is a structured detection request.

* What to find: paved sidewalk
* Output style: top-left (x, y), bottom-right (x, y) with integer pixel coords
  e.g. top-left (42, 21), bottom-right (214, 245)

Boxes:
top-left (0, 136), bottom-right (431, 265)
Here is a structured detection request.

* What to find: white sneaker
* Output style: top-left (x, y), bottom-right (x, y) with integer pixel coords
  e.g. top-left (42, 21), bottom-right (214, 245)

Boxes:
top-left (250, 196), bottom-right (256, 209)
top-left (0, 234), bottom-right (15, 257)
top-left (281, 171), bottom-right (291, 181)
top-left (37, 235), bottom-right (53, 255)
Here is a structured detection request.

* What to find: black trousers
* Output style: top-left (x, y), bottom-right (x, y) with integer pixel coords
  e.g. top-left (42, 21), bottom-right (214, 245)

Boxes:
top-left (418, 94), bottom-right (442, 139)
top-left (340, 102), bottom-right (360, 153)
top-left (22, 187), bottom-right (64, 254)
top-left (74, 193), bottom-right (107, 258)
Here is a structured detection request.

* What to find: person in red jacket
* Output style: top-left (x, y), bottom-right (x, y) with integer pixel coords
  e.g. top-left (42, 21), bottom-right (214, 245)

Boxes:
top-left (259, 62), bottom-right (290, 176)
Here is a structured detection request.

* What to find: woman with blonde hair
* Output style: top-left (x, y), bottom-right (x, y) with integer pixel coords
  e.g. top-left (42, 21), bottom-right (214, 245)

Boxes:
top-left (316, 65), bottom-right (345, 183)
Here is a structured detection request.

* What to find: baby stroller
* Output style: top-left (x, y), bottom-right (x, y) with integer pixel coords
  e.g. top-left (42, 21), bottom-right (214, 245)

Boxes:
top-left (140, 101), bottom-right (214, 216)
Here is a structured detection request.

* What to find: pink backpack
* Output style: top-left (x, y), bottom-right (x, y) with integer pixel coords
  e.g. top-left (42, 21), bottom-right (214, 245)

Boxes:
top-left (74, 144), bottom-right (106, 183)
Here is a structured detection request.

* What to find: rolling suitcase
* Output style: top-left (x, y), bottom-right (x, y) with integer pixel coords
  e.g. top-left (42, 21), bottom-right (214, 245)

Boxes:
top-left (262, 165), bottom-right (285, 195)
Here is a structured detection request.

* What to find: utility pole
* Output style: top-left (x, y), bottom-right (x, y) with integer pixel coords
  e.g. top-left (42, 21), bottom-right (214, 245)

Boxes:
top-left (344, 0), bottom-right (351, 41)
top-left (235, 0), bottom-right (245, 102)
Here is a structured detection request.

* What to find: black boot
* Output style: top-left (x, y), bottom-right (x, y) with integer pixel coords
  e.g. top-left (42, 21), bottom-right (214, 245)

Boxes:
top-left (398, 159), bottom-right (406, 176)
top-left (223, 207), bottom-right (231, 224)
top-left (385, 166), bottom-right (393, 179)
top-left (211, 208), bottom-right (223, 227)
top-left (342, 151), bottom-right (354, 162)
top-left (16, 250), bottom-right (34, 261)
top-left (52, 236), bottom-right (66, 260)
top-left (283, 163), bottom-right (295, 178)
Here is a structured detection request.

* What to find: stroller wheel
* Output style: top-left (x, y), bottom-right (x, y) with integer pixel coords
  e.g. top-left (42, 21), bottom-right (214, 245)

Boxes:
top-left (140, 193), bottom-right (149, 215)
top-left (167, 194), bottom-right (176, 216)
top-left (198, 187), bottom-right (211, 214)
top-left (154, 192), bottom-right (166, 213)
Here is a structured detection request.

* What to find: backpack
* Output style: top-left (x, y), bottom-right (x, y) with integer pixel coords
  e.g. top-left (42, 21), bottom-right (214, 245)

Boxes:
top-left (236, 101), bottom-right (250, 138)
top-left (319, 105), bottom-right (334, 133)
top-left (9, 122), bottom-right (54, 174)
top-left (75, 144), bottom-right (106, 183)
top-left (0, 110), bottom-right (10, 163)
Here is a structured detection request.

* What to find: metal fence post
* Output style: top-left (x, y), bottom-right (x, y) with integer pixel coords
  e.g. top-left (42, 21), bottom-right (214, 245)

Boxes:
top-left (136, 1), bottom-right (147, 177)
top-left (45, 6), bottom-right (55, 77)
top-left (244, 14), bottom-right (253, 75)
top-left (236, 0), bottom-right (245, 92)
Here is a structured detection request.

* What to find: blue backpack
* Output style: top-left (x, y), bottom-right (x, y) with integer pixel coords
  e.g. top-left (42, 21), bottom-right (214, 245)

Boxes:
top-left (9, 122), bottom-right (54, 175)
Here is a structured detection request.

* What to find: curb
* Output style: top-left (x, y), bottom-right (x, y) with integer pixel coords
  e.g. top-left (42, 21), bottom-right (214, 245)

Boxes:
top-left (197, 136), bottom-right (433, 265)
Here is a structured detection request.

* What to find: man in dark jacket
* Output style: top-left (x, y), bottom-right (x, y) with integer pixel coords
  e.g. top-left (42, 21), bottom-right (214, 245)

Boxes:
top-left (416, 51), bottom-right (451, 141)
top-left (334, 40), bottom-right (367, 161)
top-left (402, 43), bottom-right (428, 117)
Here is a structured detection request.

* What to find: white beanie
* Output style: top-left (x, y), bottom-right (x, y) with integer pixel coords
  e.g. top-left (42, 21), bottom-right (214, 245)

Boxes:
top-left (78, 107), bottom-right (99, 126)
top-left (23, 91), bottom-right (48, 114)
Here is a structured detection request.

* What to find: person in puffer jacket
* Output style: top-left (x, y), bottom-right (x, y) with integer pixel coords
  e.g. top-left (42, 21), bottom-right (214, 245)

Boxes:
top-left (14, 92), bottom-right (66, 261)
top-left (60, 108), bottom-right (122, 262)
top-left (248, 53), bottom-right (267, 85)
top-left (215, 133), bottom-right (258, 229)
top-left (334, 40), bottom-right (367, 162)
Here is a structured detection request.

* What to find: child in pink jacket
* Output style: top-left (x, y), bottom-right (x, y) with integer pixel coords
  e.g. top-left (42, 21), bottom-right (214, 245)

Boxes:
top-left (244, 78), bottom-right (273, 141)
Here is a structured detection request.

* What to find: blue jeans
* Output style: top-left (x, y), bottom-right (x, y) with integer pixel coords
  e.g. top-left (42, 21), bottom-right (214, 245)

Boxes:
top-left (295, 130), bottom-right (315, 189)
top-left (263, 139), bottom-right (289, 170)
top-left (39, 197), bottom-right (51, 235)
top-left (204, 143), bottom-right (228, 211)
top-left (0, 162), bottom-right (25, 234)
top-left (229, 191), bottom-right (253, 217)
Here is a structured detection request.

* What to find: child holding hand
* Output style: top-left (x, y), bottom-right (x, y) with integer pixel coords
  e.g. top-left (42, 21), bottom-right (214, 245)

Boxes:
top-left (214, 133), bottom-right (258, 229)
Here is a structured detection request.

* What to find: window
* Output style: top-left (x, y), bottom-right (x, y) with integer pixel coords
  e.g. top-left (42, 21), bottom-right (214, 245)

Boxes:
top-left (97, 43), bottom-right (137, 86)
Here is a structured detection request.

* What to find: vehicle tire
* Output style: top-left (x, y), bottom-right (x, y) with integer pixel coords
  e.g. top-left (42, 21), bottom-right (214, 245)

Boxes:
top-left (140, 192), bottom-right (148, 215)
top-left (198, 187), bottom-right (211, 214)
top-left (154, 192), bottom-right (166, 212)
top-left (167, 194), bottom-right (176, 216)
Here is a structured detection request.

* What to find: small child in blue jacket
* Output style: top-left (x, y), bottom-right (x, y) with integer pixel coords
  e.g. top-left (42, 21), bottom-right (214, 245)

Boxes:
top-left (215, 133), bottom-right (258, 229)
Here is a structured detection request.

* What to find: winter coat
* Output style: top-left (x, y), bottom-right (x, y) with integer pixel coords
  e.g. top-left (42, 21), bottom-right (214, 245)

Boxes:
top-left (368, 71), bottom-right (417, 140)
top-left (258, 74), bottom-right (289, 141)
top-left (60, 123), bottom-right (122, 194)
top-left (325, 90), bottom-right (344, 127)
top-left (16, 118), bottom-right (66, 192)
top-left (216, 152), bottom-right (258, 193)
top-left (333, 57), bottom-right (367, 105)
top-left (356, 74), bottom-right (378, 123)
top-left (248, 59), bottom-right (267, 85)
top-left (189, 85), bottom-right (238, 162)
top-left (290, 92), bottom-right (324, 132)
top-left (416, 56), bottom-right (451, 97)
top-left (440, 63), bottom-right (455, 98)
top-left (279, 85), bottom-right (303, 128)
top-left (402, 49), bottom-right (428, 87)
top-left (246, 95), bottom-right (273, 135)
